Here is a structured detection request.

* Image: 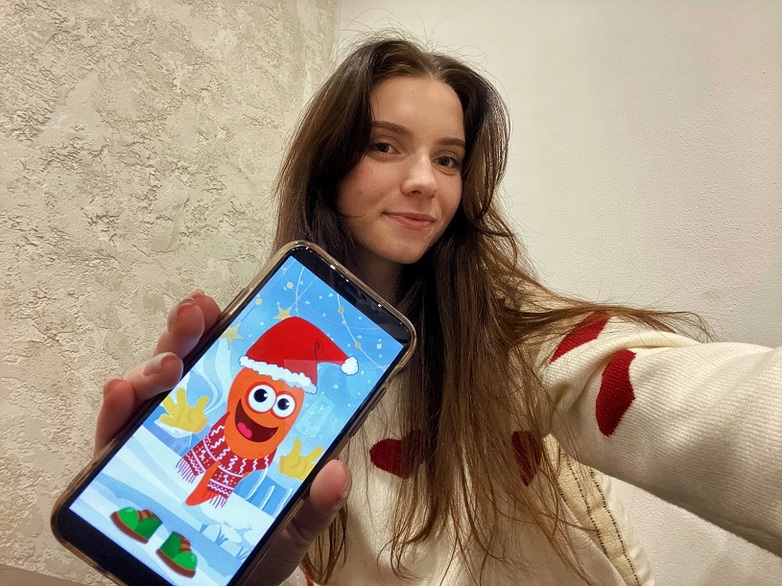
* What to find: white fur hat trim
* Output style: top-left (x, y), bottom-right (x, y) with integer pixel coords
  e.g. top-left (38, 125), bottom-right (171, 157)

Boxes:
top-left (239, 357), bottom-right (317, 394)
top-left (341, 356), bottom-right (358, 375)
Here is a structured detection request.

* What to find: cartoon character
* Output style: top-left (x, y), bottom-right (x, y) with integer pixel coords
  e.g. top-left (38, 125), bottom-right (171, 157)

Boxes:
top-left (109, 316), bottom-right (357, 578)
top-left (176, 316), bottom-right (358, 507)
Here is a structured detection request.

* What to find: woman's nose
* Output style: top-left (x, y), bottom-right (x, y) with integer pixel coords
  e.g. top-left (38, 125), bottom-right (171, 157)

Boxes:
top-left (401, 155), bottom-right (437, 198)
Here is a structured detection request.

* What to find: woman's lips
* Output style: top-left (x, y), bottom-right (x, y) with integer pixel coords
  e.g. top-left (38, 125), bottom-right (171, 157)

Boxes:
top-left (385, 212), bottom-right (435, 230)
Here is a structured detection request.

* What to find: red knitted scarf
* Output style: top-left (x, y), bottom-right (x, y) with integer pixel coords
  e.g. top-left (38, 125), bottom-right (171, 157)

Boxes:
top-left (176, 413), bottom-right (274, 507)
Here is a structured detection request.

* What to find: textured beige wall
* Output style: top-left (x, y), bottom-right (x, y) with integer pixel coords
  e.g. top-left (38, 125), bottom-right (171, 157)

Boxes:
top-left (0, 0), bottom-right (336, 582)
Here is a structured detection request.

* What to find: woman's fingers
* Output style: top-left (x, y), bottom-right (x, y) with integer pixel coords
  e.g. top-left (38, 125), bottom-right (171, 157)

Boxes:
top-left (95, 378), bottom-right (135, 453)
top-left (289, 459), bottom-right (351, 546)
top-left (246, 460), bottom-right (351, 585)
top-left (190, 290), bottom-right (222, 333)
top-left (153, 291), bottom-right (221, 358)
top-left (94, 351), bottom-right (183, 453)
top-left (122, 351), bottom-right (185, 396)
top-left (95, 292), bottom-right (221, 454)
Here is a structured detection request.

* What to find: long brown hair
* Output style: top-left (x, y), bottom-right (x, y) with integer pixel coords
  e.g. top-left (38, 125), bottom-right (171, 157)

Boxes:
top-left (274, 35), bottom-right (704, 584)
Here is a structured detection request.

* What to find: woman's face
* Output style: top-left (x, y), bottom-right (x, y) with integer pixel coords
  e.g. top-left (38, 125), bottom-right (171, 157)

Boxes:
top-left (337, 76), bottom-right (465, 284)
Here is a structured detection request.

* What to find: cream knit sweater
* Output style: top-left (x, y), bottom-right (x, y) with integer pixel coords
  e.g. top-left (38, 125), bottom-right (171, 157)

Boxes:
top-left (285, 315), bottom-right (782, 585)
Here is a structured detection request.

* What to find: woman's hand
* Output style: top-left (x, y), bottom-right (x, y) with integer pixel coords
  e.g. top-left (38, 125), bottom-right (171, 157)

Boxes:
top-left (94, 291), bottom-right (351, 586)
top-left (95, 291), bottom-right (221, 452)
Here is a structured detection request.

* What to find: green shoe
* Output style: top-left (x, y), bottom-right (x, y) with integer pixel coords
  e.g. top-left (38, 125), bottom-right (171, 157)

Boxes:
top-left (157, 531), bottom-right (197, 578)
top-left (109, 508), bottom-right (162, 544)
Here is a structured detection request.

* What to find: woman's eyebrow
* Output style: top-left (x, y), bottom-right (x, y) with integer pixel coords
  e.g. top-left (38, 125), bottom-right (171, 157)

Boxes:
top-left (371, 120), bottom-right (466, 149)
top-left (441, 137), bottom-right (466, 150)
top-left (371, 120), bottom-right (410, 136)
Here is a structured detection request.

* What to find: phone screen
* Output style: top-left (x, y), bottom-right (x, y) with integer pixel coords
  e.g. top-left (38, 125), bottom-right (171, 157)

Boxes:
top-left (62, 249), bottom-right (409, 585)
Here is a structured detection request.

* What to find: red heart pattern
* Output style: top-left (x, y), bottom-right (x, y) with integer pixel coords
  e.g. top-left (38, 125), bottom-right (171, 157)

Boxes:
top-left (370, 431), bottom-right (423, 478)
top-left (371, 313), bottom-right (637, 484)
top-left (550, 312), bottom-right (609, 363)
top-left (596, 349), bottom-right (637, 436)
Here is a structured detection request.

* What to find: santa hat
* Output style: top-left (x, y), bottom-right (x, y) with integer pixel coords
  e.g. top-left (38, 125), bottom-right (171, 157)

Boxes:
top-left (238, 316), bottom-right (358, 394)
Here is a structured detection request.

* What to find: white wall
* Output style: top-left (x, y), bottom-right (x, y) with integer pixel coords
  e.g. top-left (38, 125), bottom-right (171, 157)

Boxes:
top-left (337, 1), bottom-right (782, 584)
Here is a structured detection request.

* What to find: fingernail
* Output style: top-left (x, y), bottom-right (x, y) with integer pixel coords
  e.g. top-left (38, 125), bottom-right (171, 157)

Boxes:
top-left (189, 289), bottom-right (205, 299)
top-left (143, 354), bottom-right (167, 376)
top-left (103, 377), bottom-right (124, 396)
top-left (167, 298), bottom-right (195, 329)
top-left (337, 467), bottom-right (352, 504)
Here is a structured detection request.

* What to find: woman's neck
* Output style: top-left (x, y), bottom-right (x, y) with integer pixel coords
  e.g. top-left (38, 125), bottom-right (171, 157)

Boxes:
top-left (349, 250), bottom-right (401, 304)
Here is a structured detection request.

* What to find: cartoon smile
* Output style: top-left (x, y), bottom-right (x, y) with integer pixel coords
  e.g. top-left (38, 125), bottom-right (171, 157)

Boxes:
top-left (234, 401), bottom-right (277, 442)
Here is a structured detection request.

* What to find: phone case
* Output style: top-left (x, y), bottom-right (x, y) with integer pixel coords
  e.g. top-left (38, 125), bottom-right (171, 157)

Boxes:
top-left (51, 241), bottom-right (416, 586)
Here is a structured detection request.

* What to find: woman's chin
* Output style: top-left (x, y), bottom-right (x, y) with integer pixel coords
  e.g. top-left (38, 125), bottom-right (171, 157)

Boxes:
top-left (390, 248), bottom-right (429, 267)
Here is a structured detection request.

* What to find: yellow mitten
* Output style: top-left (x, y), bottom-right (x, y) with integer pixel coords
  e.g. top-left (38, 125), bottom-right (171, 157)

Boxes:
top-left (158, 387), bottom-right (209, 434)
top-left (279, 439), bottom-right (323, 480)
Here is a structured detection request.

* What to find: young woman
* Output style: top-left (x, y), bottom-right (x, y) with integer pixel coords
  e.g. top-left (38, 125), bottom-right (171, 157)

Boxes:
top-left (96, 37), bottom-right (782, 585)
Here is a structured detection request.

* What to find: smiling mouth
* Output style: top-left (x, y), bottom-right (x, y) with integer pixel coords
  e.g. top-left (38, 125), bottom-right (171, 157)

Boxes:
top-left (233, 402), bottom-right (277, 442)
top-left (385, 213), bottom-right (434, 230)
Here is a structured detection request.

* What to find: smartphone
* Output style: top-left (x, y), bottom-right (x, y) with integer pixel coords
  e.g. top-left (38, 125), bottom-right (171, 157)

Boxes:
top-left (51, 241), bottom-right (416, 586)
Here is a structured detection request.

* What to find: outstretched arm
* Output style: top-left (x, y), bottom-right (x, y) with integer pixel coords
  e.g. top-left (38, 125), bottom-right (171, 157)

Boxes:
top-left (541, 313), bottom-right (782, 557)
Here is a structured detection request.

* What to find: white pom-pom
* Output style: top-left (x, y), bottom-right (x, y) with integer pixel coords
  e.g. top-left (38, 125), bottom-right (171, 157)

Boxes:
top-left (341, 356), bottom-right (358, 375)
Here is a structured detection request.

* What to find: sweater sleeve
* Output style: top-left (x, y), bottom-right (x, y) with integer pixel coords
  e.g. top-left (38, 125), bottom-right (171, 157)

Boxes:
top-left (539, 313), bottom-right (782, 557)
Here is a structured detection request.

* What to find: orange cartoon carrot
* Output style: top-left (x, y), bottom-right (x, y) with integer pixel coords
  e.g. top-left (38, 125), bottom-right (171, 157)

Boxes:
top-left (176, 317), bottom-right (357, 507)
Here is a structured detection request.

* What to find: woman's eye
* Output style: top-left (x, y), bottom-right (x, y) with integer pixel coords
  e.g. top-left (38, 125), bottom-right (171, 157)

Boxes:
top-left (247, 385), bottom-right (276, 413)
top-left (370, 141), bottom-right (394, 154)
top-left (435, 155), bottom-right (461, 169)
top-left (273, 395), bottom-right (297, 418)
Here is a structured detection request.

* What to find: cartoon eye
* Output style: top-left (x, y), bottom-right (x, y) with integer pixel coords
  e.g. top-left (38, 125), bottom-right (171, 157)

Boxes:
top-left (247, 385), bottom-right (276, 413)
top-left (273, 394), bottom-right (297, 418)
